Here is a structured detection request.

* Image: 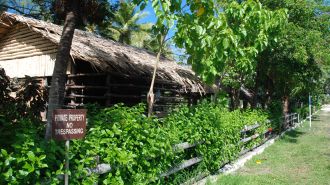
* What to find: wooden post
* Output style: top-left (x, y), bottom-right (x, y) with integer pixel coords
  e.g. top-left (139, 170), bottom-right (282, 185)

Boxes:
top-left (41, 77), bottom-right (48, 121)
top-left (65, 140), bottom-right (70, 185)
top-left (309, 94), bottom-right (312, 128)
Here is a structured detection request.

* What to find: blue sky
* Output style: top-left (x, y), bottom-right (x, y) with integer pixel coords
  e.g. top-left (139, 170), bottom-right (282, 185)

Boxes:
top-left (136, 0), bottom-right (189, 62)
top-left (137, 1), bottom-right (176, 40)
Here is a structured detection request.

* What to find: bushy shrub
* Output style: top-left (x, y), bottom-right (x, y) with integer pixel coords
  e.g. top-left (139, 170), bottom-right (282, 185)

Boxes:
top-left (266, 100), bottom-right (283, 131)
top-left (0, 67), bottom-right (271, 184)
top-left (0, 117), bottom-right (64, 184)
top-left (70, 104), bottom-right (178, 184)
top-left (164, 100), bottom-right (269, 172)
top-left (67, 101), bottom-right (270, 184)
top-left (0, 69), bottom-right (61, 184)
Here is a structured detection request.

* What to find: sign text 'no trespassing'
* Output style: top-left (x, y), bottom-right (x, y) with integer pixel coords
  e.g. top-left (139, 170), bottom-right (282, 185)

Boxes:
top-left (52, 109), bottom-right (87, 140)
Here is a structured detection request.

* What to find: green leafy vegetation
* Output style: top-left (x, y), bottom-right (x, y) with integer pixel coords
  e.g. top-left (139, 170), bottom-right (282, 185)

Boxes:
top-left (102, 1), bottom-right (152, 46)
top-left (0, 68), bottom-right (271, 184)
top-left (65, 100), bottom-right (270, 184)
top-left (214, 108), bottom-right (330, 185)
top-left (1, 0), bottom-right (329, 184)
top-left (253, 0), bottom-right (330, 118)
top-left (0, 68), bottom-right (63, 184)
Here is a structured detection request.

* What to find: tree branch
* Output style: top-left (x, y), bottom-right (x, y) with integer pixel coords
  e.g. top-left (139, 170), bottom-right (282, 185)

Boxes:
top-left (1, 4), bottom-right (40, 18)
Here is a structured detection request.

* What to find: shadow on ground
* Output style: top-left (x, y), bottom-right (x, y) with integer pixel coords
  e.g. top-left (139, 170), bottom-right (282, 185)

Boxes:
top-left (281, 130), bottom-right (305, 143)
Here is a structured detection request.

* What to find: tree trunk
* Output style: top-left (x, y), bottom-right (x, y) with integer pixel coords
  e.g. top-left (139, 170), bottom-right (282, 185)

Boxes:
top-left (147, 49), bottom-right (161, 117)
top-left (230, 88), bottom-right (240, 110)
top-left (45, 0), bottom-right (78, 139)
top-left (147, 32), bottom-right (166, 117)
top-left (282, 95), bottom-right (289, 129)
top-left (252, 69), bottom-right (260, 108)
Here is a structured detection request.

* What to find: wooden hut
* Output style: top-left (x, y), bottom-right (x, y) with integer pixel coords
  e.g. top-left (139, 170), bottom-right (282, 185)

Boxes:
top-left (0, 12), bottom-right (212, 115)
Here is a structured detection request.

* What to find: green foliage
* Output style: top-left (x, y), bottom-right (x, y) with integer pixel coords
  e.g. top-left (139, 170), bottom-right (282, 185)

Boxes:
top-left (0, 68), bottom-right (62, 184)
top-left (266, 100), bottom-right (283, 131)
top-left (174, 0), bottom-right (287, 84)
top-left (0, 68), bottom-right (271, 184)
top-left (165, 100), bottom-right (270, 172)
top-left (0, 119), bottom-right (63, 184)
top-left (70, 103), bottom-right (176, 184)
top-left (0, 97), bottom-right (271, 184)
top-left (0, 66), bottom-right (272, 184)
top-left (64, 101), bottom-right (270, 184)
top-left (215, 112), bottom-right (330, 184)
top-left (255, 0), bottom-right (330, 108)
top-left (102, 1), bottom-right (153, 46)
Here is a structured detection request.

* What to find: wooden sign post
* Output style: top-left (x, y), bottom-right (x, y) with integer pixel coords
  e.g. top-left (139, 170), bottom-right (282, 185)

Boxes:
top-left (52, 109), bottom-right (87, 185)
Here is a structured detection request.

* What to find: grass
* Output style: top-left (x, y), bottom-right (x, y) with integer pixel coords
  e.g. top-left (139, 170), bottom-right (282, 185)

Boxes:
top-left (213, 108), bottom-right (330, 185)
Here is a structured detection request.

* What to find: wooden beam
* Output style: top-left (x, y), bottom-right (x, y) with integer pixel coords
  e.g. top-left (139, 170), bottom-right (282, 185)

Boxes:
top-left (0, 26), bottom-right (31, 40)
top-left (0, 49), bottom-right (57, 60)
top-left (105, 93), bottom-right (141, 99)
top-left (240, 133), bottom-right (260, 143)
top-left (0, 33), bottom-right (41, 46)
top-left (66, 85), bottom-right (108, 90)
top-left (65, 95), bottom-right (106, 99)
top-left (240, 123), bottom-right (260, 133)
top-left (67, 73), bottom-right (107, 77)
top-left (86, 164), bottom-right (111, 176)
top-left (173, 141), bottom-right (204, 151)
top-left (0, 34), bottom-right (49, 48)
top-left (161, 157), bottom-right (203, 177)
top-left (0, 27), bottom-right (33, 43)
top-left (0, 42), bottom-right (57, 55)
top-left (0, 21), bottom-right (12, 28)
top-left (0, 37), bottom-right (53, 49)
top-left (0, 27), bottom-right (9, 33)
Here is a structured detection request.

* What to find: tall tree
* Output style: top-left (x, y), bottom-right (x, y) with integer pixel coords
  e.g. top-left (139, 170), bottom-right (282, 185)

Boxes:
top-left (45, 0), bottom-right (112, 139)
top-left (103, 0), bottom-right (152, 46)
top-left (45, 0), bottom-right (79, 139)
top-left (174, 0), bottom-right (287, 109)
top-left (255, 0), bottom-right (330, 122)
top-left (132, 0), bottom-right (286, 114)
top-left (143, 32), bottom-right (174, 59)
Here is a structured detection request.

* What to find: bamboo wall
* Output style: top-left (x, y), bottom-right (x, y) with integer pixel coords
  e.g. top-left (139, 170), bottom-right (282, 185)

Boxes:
top-left (0, 24), bottom-right (57, 78)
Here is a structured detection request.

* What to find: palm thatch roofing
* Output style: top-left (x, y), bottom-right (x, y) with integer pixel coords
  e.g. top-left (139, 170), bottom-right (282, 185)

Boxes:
top-left (0, 12), bottom-right (212, 94)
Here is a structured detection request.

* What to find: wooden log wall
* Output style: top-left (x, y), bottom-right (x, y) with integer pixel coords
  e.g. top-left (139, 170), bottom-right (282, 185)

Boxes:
top-left (64, 72), bottom-right (193, 116)
top-left (0, 24), bottom-right (57, 60)
top-left (63, 60), bottom-right (201, 116)
top-left (0, 24), bottom-right (58, 78)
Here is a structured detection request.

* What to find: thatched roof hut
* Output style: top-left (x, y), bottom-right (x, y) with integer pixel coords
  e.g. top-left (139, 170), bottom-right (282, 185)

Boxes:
top-left (0, 12), bottom-right (213, 114)
top-left (0, 12), bottom-right (207, 93)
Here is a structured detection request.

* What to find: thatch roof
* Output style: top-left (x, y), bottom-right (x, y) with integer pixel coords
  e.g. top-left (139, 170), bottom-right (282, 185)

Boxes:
top-left (0, 12), bottom-right (209, 94)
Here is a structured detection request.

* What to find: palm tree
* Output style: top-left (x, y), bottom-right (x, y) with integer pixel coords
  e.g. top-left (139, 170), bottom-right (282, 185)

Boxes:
top-left (143, 35), bottom-right (174, 59)
top-left (103, 0), bottom-right (152, 47)
top-left (45, 0), bottom-right (110, 139)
